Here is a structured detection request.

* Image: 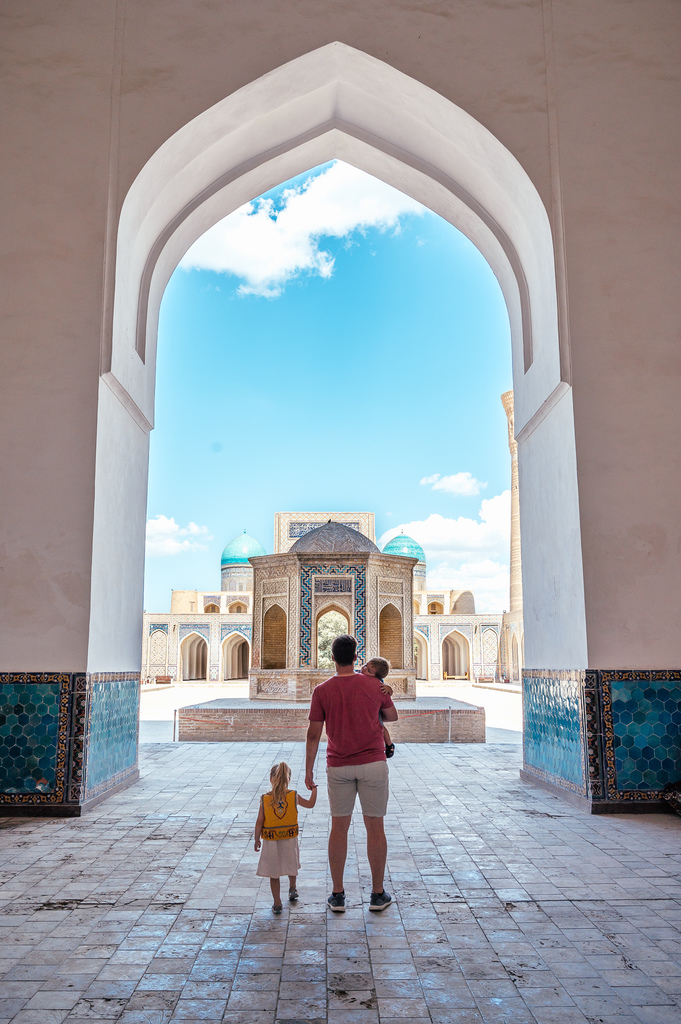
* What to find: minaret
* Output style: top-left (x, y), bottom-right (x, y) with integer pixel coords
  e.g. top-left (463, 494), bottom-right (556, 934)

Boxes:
top-left (501, 391), bottom-right (523, 613)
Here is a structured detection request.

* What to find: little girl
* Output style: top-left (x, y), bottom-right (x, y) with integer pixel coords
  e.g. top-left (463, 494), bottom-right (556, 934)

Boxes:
top-left (254, 762), bottom-right (317, 914)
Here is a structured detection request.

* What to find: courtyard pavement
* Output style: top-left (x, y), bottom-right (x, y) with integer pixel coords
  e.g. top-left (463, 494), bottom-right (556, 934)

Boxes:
top-left (1, 741), bottom-right (681, 1024)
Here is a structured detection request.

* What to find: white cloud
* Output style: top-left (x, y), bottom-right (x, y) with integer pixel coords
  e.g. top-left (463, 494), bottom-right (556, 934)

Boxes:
top-left (146, 515), bottom-right (213, 557)
top-left (179, 161), bottom-right (425, 297)
top-left (421, 471), bottom-right (486, 496)
top-left (379, 491), bottom-right (511, 611)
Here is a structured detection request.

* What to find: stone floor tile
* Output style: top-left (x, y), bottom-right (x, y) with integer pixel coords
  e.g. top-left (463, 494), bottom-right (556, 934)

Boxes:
top-left (171, 997), bottom-right (228, 1018)
top-left (227, 991), bottom-right (278, 1011)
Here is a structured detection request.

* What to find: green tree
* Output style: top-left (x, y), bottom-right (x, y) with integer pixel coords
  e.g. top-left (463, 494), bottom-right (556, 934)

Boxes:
top-left (317, 611), bottom-right (349, 670)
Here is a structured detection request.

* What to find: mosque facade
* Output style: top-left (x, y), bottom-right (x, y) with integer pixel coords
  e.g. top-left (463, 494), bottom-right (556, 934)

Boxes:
top-left (142, 512), bottom-right (508, 687)
top-left (142, 395), bottom-right (524, 689)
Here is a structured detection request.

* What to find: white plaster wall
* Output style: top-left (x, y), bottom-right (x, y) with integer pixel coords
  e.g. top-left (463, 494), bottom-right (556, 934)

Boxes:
top-left (518, 388), bottom-right (588, 669)
top-left (87, 380), bottom-right (149, 672)
top-left (1, 0), bottom-right (679, 672)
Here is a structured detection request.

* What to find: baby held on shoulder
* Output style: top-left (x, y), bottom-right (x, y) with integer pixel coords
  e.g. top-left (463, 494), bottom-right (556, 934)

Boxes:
top-left (362, 656), bottom-right (396, 758)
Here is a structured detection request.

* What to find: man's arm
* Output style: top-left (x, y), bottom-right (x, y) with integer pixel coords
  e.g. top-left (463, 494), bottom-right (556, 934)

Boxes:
top-left (382, 705), bottom-right (398, 723)
top-left (305, 721), bottom-right (323, 790)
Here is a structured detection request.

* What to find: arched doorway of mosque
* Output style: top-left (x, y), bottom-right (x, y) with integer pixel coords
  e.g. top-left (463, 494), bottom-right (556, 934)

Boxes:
top-left (222, 633), bottom-right (250, 680)
top-left (68, 43), bottom-right (591, 818)
top-left (414, 632), bottom-right (428, 681)
top-left (316, 609), bottom-right (350, 670)
top-left (181, 633), bottom-right (208, 681)
top-left (442, 630), bottom-right (469, 680)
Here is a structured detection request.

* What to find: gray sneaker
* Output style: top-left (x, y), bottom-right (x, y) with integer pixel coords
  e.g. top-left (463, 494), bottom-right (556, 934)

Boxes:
top-left (369, 890), bottom-right (392, 911)
top-left (327, 891), bottom-right (346, 912)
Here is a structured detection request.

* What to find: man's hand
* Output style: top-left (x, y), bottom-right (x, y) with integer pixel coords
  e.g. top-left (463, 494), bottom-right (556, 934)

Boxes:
top-left (305, 773), bottom-right (316, 791)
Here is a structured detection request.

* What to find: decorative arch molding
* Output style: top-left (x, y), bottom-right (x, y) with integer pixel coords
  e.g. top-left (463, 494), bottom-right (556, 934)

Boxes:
top-left (108, 42), bottom-right (565, 435)
top-left (88, 41), bottom-right (588, 674)
top-left (314, 601), bottom-right (351, 626)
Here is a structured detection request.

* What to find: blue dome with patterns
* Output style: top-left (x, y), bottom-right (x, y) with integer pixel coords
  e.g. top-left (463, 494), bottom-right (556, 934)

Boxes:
top-left (221, 531), bottom-right (266, 566)
top-left (382, 532), bottom-right (426, 563)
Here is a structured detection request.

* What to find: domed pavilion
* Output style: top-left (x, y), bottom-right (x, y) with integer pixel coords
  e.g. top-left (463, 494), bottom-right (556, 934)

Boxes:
top-left (248, 520), bottom-right (418, 701)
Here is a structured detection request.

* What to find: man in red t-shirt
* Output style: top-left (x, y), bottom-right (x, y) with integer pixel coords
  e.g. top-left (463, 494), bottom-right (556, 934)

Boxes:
top-left (305, 634), bottom-right (398, 913)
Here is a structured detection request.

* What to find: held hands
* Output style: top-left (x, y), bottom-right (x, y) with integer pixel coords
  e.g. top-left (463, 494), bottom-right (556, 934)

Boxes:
top-left (305, 774), bottom-right (317, 791)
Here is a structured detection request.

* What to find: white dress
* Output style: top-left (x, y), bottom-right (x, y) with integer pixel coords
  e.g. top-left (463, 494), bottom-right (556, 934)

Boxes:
top-left (256, 835), bottom-right (301, 878)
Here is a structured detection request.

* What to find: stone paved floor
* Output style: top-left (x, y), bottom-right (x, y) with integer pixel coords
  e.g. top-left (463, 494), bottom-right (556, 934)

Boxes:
top-left (1, 742), bottom-right (681, 1024)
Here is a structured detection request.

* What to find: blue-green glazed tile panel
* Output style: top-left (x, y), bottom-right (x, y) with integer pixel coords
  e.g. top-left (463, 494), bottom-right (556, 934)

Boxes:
top-left (0, 683), bottom-right (61, 793)
top-left (85, 677), bottom-right (139, 796)
top-left (611, 676), bottom-right (681, 792)
top-left (523, 674), bottom-right (585, 793)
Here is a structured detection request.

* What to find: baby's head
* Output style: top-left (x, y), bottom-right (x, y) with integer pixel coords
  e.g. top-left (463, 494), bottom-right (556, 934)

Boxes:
top-left (364, 657), bottom-right (390, 680)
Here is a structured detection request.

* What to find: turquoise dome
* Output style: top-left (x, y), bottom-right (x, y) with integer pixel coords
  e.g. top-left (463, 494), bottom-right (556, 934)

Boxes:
top-left (221, 531), bottom-right (266, 566)
top-left (382, 532), bottom-right (426, 563)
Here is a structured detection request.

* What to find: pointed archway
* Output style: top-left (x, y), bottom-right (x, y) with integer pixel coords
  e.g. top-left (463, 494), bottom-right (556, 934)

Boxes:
top-left (89, 41), bottom-right (586, 679)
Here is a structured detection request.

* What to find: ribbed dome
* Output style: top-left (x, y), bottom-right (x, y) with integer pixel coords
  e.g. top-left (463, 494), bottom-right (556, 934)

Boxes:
top-left (290, 521), bottom-right (379, 554)
top-left (221, 531), bottom-right (266, 566)
top-left (382, 532), bottom-right (426, 563)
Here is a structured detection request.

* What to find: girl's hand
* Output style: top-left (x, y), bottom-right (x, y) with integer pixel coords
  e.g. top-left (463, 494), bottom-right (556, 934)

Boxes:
top-left (380, 683), bottom-right (393, 695)
top-left (254, 838), bottom-right (261, 851)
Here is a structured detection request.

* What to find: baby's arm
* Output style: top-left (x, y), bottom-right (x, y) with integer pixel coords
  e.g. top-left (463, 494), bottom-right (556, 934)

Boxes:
top-left (254, 800), bottom-right (264, 851)
top-left (297, 786), bottom-right (317, 809)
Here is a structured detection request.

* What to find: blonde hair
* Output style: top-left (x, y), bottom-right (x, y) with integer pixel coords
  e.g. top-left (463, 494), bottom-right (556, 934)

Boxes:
top-left (269, 762), bottom-right (291, 805)
top-left (366, 657), bottom-right (390, 679)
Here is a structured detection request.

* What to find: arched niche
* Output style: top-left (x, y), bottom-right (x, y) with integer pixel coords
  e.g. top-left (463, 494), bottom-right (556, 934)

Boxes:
top-left (180, 632), bottom-right (208, 681)
top-left (222, 632), bottom-right (250, 680)
top-left (262, 605), bottom-right (287, 669)
top-left (204, 603), bottom-right (220, 614)
top-left (428, 602), bottom-right (444, 616)
top-left (379, 603), bottom-right (403, 670)
top-left (89, 41), bottom-right (587, 675)
top-left (228, 602), bottom-right (247, 614)
top-left (414, 630), bottom-right (428, 681)
top-left (442, 630), bottom-right (469, 679)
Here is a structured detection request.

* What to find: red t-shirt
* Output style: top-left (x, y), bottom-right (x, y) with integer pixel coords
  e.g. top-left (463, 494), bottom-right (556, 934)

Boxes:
top-left (309, 672), bottom-right (395, 767)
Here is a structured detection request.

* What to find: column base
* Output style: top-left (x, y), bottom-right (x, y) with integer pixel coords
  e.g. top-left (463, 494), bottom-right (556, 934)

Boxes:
top-left (522, 669), bottom-right (681, 814)
top-left (1, 672), bottom-right (140, 816)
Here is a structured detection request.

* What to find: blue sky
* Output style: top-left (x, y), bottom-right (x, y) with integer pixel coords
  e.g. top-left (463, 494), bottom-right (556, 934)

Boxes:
top-left (145, 161), bottom-right (512, 611)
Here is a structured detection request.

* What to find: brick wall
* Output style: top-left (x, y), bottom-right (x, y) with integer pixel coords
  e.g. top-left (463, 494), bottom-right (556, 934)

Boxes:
top-left (177, 704), bottom-right (485, 743)
top-left (379, 605), bottom-right (403, 669)
top-left (263, 606), bottom-right (286, 668)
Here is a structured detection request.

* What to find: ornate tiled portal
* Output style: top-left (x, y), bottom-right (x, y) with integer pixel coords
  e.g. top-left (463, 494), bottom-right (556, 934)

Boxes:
top-left (521, 668), bottom-right (681, 812)
top-left (0, 672), bottom-right (139, 815)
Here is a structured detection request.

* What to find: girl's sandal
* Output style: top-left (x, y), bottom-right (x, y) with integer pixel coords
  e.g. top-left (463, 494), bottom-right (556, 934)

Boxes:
top-left (272, 904), bottom-right (283, 914)
top-left (289, 888), bottom-right (299, 901)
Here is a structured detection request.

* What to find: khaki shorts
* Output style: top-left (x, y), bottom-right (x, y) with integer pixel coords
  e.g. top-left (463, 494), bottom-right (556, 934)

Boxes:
top-left (326, 760), bottom-right (389, 818)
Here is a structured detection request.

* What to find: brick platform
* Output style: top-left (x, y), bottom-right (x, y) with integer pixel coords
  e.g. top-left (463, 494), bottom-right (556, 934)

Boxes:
top-left (177, 696), bottom-right (485, 743)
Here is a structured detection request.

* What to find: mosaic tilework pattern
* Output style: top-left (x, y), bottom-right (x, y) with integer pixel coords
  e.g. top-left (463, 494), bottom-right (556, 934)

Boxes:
top-left (522, 672), bottom-right (586, 795)
top-left (0, 673), bottom-right (70, 805)
top-left (0, 678), bottom-right (66, 796)
top-left (601, 670), bottom-right (681, 800)
top-left (179, 623), bottom-right (210, 641)
top-left (85, 675), bottom-right (140, 799)
top-left (221, 624), bottom-right (252, 641)
top-left (300, 564), bottom-right (366, 667)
